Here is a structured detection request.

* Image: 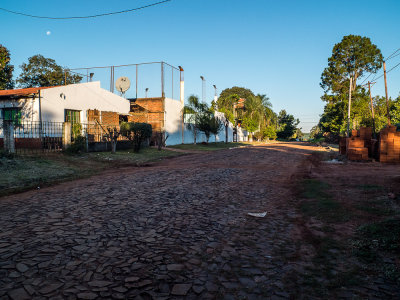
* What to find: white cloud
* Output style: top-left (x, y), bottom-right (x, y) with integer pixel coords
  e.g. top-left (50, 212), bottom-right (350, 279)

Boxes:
top-left (46, 31), bottom-right (51, 36)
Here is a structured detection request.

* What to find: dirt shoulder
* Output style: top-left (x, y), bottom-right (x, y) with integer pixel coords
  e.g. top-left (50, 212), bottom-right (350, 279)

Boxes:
top-left (287, 150), bottom-right (400, 298)
top-left (0, 148), bottom-right (184, 197)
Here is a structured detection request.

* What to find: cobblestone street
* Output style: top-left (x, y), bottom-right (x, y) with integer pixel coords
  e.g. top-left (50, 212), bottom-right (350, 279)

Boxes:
top-left (0, 144), bottom-right (317, 299)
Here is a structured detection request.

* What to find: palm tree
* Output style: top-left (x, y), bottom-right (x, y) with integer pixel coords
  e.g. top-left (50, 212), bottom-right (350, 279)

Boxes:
top-left (242, 96), bottom-right (265, 140)
top-left (256, 94), bottom-right (272, 109)
top-left (256, 94), bottom-right (276, 127)
top-left (184, 95), bottom-right (207, 144)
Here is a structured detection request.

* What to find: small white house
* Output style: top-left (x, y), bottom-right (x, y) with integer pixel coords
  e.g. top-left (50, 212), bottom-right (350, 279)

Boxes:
top-left (0, 81), bottom-right (130, 124)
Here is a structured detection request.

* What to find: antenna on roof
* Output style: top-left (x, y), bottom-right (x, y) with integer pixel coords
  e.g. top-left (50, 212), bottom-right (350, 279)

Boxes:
top-left (115, 76), bottom-right (131, 97)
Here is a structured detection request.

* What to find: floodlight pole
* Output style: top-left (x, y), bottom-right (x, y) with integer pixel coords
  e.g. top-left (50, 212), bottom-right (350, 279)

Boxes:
top-left (179, 66), bottom-right (185, 144)
top-left (213, 84), bottom-right (217, 109)
top-left (200, 76), bottom-right (205, 102)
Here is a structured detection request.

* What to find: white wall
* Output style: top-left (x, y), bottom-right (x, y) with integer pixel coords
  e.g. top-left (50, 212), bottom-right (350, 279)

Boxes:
top-left (0, 82), bottom-right (130, 124)
top-left (164, 97), bottom-right (184, 146)
top-left (40, 81), bottom-right (130, 122)
top-left (164, 108), bottom-right (248, 146)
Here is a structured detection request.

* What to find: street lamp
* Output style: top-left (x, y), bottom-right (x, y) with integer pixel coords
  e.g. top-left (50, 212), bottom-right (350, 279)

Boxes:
top-left (200, 76), bottom-right (205, 102)
top-left (213, 85), bottom-right (218, 110)
top-left (145, 88), bottom-right (149, 98)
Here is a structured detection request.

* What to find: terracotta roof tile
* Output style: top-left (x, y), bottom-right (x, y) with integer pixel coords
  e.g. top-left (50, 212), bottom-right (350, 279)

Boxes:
top-left (0, 86), bottom-right (54, 97)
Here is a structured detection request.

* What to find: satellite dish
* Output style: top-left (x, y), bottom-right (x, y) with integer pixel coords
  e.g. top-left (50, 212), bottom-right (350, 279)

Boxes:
top-left (115, 76), bottom-right (131, 94)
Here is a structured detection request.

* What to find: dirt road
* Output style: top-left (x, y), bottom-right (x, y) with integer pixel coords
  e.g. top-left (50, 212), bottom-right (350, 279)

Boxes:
top-left (1, 143), bottom-right (396, 299)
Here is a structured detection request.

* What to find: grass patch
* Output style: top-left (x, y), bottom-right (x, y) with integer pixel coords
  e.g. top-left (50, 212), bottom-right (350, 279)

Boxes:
top-left (353, 218), bottom-right (400, 282)
top-left (0, 148), bottom-right (184, 197)
top-left (357, 218), bottom-right (400, 253)
top-left (357, 184), bottom-right (384, 191)
top-left (326, 268), bottom-right (362, 289)
top-left (168, 142), bottom-right (248, 151)
top-left (87, 148), bottom-right (183, 163)
top-left (300, 179), bottom-right (350, 222)
top-left (355, 199), bottom-right (395, 216)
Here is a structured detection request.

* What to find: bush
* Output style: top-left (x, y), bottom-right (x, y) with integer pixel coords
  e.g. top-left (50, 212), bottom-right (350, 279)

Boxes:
top-left (0, 149), bottom-right (15, 159)
top-left (121, 122), bottom-right (152, 153)
top-left (263, 126), bottom-right (277, 140)
top-left (65, 135), bottom-right (86, 154)
top-left (72, 123), bottom-right (82, 139)
top-left (253, 131), bottom-right (263, 141)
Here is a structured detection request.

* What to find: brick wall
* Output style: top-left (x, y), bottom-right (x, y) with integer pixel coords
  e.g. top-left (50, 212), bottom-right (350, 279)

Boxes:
top-left (87, 109), bottom-right (119, 126)
top-left (130, 98), bottom-right (163, 112)
top-left (101, 111), bottom-right (119, 126)
top-left (15, 138), bottom-right (42, 149)
top-left (129, 97), bottom-right (164, 132)
top-left (87, 109), bottom-right (100, 123)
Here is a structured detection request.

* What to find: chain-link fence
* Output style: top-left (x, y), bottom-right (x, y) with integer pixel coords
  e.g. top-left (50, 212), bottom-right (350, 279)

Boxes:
top-left (67, 61), bottom-right (182, 100)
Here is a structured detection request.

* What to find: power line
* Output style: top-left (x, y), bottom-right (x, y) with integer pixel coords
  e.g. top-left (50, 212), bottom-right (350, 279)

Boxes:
top-left (387, 52), bottom-right (400, 61)
top-left (386, 47), bottom-right (400, 60)
top-left (371, 61), bottom-right (400, 82)
top-left (360, 47), bottom-right (400, 85)
top-left (360, 71), bottom-right (373, 85)
top-left (0, 0), bottom-right (171, 19)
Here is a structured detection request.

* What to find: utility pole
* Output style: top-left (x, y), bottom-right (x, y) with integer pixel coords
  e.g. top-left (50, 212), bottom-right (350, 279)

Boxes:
top-left (383, 61), bottom-right (391, 125)
top-left (346, 77), bottom-right (353, 137)
top-left (367, 81), bottom-right (376, 137)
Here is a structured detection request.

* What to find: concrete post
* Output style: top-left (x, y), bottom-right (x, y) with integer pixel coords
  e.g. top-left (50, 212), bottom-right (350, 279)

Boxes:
top-left (85, 131), bottom-right (89, 152)
top-left (3, 121), bottom-right (15, 154)
top-left (63, 122), bottom-right (72, 150)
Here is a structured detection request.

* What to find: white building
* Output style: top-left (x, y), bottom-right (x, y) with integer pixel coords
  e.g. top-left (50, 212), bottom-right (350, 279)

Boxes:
top-left (0, 81), bottom-right (130, 124)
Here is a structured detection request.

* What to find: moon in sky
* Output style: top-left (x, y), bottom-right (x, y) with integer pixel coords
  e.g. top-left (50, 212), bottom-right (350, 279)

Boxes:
top-left (46, 31), bottom-right (51, 36)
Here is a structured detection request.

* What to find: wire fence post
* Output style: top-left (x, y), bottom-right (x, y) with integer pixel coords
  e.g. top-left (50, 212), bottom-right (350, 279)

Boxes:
top-left (161, 62), bottom-right (165, 98)
top-left (136, 64), bottom-right (138, 99)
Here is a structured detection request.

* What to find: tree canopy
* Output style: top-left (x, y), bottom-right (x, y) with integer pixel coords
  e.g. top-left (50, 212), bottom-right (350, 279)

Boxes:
top-left (277, 110), bottom-right (300, 139)
top-left (0, 44), bottom-right (14, 90)
top-left (320, 35), bottom-right (383, 103)
top-left (217, 86), bottom-right (255, 109)
top-left (314, 35), bottom-right (395, 139)
top-left (17, 54), bottom-right (82, 88)
top-left (214, 86), bottom-right (281, 140)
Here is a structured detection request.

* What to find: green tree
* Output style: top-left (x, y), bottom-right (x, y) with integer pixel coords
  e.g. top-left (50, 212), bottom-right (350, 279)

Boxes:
top-left (184, 95), bottom-right (208, 144)
top-left (242, 95), bottom-right (264, 137)
top-left (318, 102), bottom-right (347, 136)
top-left (217, 86), bottom-right (255, 111)
top-left (318, 35), bottom-right (383, 137)
top-left (196, 111), bottom-right (223, 143)
top-left (120, 122), bottom-right (152, 153)
top-left (277, 110), bottom-right (299, 139)
top-left (263, 125), bottom-right (277, 140)
top-left (0, 44), bottom-right (14, 90)
top-left (17, 54), bottom-right (82, 88)
top-left (321, 35), bottom-right (383, 103)
top-left (185, 96), bottom-right (223, 143)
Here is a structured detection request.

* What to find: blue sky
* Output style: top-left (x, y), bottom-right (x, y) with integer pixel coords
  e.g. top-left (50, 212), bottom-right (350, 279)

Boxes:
top-left (1, 0), bottom-right (400, 131)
